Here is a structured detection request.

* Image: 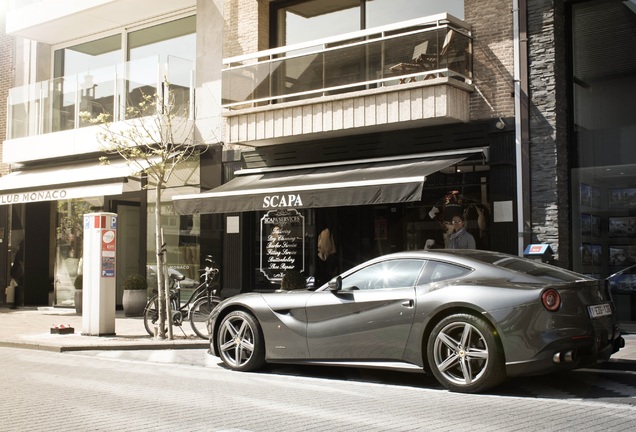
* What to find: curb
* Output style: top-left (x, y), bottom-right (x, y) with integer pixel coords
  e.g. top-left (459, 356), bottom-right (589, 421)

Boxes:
top-left (0, 339), bottom-right (208, 353)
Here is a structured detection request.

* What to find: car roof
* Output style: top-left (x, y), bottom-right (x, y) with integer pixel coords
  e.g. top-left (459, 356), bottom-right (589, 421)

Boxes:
top-left (369, 249), bottom-right (590, 283)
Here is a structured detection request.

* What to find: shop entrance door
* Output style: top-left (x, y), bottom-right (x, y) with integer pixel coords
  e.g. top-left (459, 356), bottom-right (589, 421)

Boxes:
top-left (115, 203), bottom-right (140, 307)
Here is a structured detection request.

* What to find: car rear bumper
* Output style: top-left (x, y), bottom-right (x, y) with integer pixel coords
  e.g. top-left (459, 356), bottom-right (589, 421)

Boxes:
top-left (505, 324), bottom-right (624, 377)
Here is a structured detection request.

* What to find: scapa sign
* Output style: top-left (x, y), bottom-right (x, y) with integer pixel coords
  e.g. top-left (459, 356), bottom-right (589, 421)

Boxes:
top-left (262, 194), bottom-right (304, 209)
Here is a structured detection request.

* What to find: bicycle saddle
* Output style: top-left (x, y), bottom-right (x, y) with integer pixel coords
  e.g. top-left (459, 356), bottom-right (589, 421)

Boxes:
top-left (169, 273), bottom-right (186, 281)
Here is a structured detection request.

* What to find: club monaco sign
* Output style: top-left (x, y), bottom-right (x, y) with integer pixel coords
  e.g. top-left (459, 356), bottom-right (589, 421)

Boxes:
top-left (0, 184), bottom-right (123, 205)
top-left (1, 189), bottom-right (69, 204)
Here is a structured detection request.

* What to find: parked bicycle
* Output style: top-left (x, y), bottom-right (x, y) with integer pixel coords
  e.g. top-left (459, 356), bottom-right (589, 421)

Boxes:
top-left (143, 255), bottom-right (221, 339)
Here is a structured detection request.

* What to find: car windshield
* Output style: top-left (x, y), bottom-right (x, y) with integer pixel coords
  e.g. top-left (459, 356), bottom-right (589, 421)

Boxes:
top-left (467, 251), bottom-right (589, 282)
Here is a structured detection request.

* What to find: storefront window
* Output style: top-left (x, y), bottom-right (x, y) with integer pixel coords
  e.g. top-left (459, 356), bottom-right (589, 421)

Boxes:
top-left (54, 198), bottom-right (101, 306)
top-left (570, 0), bottom-right (636, 321)
top-left (146, 158), bottom-right (201, 300)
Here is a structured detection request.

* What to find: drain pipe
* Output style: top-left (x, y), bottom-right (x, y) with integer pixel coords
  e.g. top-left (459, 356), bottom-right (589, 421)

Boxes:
top-left (513, 0), bottom-right (530, 256)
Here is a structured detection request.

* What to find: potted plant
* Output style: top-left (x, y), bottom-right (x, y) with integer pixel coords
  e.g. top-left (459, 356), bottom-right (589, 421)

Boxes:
top-left (122, 274), bottom-right (148, 317)
top-left (74, 275), bottom-right (83, 314)
top-left (280, 270), bottom-right (307, 291)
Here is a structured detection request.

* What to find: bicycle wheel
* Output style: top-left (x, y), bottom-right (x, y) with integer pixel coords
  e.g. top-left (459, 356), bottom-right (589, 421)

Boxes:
top-left (143, 294), bottom-right (166, 336)
top-left (190, 296), bottom-right (220, 339)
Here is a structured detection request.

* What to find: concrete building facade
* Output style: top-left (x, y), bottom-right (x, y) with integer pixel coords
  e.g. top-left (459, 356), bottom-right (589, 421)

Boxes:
top-left (1, 0), bottom-right (635, 322)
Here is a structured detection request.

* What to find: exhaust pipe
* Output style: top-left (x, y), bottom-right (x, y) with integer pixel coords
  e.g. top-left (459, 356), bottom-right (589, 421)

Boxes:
top-left (552, 350), bottom-right (576, 364)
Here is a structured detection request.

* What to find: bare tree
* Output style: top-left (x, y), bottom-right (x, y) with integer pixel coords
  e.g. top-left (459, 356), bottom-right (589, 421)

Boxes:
top-left (81, 79), bottom-right (204, 339)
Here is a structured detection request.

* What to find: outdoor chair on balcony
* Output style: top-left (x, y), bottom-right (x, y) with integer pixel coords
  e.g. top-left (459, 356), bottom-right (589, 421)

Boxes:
top-left (389, 31), bottom-right (455, 83)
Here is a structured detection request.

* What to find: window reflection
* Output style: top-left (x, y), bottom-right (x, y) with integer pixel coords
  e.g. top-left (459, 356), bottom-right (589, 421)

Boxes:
top-left (128, 15), bottom-right (196, 63)
top-left (54, 198), bottom-right (103, 307)
top-left (343, 259), bottom-right (424, 290)
top-left (366, 0), bottom-right (464, 27)
top-left (53, 35), bottom-right (121, 132)
top-left (274, 0), bottom-right (465, 47)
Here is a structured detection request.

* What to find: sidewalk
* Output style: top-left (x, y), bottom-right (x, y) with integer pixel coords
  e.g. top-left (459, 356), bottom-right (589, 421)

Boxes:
top-left (0, 306), bottom-right (635, 371)
top-left (0, 306), bottom-right (207, 352)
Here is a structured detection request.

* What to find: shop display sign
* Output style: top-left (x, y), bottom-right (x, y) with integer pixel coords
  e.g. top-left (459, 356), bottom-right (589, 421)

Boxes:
top-left (101, 229), bottom-right (116, 277)
top-left (260, 209), bottom-right (305, 281)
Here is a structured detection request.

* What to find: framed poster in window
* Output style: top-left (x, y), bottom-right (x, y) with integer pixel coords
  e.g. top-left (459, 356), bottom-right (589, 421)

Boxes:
top-left (592, 186), bottom-right (601, 209)
top-left (581, 243), bottom-right (593, 266)
top-left (580, 183), bottom-right (592, 207)
top-left (609, 245), bottom-right (636, 266)
top-left (609, 188), bottom-right (636, 209)
top-left (591, 215), bottom-right (601, 237)
top-left (609, 216), bottom-right (636, 237)
top-left (581, 213), bottom-right (592, 236)
top-left (259, 209), bottom-right (305, 282)
top-left (592, 244), bottom-right (602, 266)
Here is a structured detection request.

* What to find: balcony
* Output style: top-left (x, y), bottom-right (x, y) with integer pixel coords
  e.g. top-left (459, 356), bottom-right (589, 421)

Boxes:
top-left (222, 14), bottom-right (473, 147)
top-left (4, 56), bottom-right (194, 164)
top-left (6, 0), bottom-right (195, 44)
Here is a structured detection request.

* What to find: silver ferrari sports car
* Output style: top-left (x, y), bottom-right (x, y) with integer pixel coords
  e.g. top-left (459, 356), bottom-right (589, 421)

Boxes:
top-left (207, 250), bottom-right (624, 393)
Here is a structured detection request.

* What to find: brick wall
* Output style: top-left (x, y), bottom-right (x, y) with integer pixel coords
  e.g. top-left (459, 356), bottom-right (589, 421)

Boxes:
top-left (224, 0), bottom-right (269, 58)
top-left (0, 5), bottom-right (15, 176)
top-left (527, 0), bottom-right (570, 265)
top-left (465, 0), bottom-right (516, 121)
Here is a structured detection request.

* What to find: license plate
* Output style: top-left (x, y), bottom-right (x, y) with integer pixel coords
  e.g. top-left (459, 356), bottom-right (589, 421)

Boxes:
top-left (588, 303), bottom-right (612, 318)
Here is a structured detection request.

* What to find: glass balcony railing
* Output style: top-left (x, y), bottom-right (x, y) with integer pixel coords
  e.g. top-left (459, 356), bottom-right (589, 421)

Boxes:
top-left (7, 56), bottom-right (194, 140)
top-left (222, 14), bottom-right (472, 109)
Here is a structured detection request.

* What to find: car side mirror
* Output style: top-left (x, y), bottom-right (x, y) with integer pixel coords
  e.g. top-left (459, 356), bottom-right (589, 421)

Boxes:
top-left (328, 276), bottom-right (342, 291)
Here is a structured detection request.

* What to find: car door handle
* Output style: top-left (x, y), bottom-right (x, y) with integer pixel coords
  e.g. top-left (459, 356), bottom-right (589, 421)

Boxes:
top-left (401, 300), bottom-right (414, 308)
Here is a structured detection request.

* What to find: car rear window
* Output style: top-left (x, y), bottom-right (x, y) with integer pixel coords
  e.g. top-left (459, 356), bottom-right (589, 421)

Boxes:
top-left (419, 261), bottom-right (472, 284)
top-left (469, 252), bottom-right (588, 282)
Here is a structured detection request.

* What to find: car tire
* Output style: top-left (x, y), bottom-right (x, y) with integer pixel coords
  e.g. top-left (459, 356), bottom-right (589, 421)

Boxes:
top-left (427, 313), bottom-right (506, 393)
top-left (190, 296), bottom-right (219, 339)
top-left (217, 310), bottom-right (265, 372)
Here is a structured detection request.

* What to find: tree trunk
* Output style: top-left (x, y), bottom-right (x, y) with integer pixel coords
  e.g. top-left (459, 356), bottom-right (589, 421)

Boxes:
top-left (155, 183), bottom-right (170, 339)
top-left (162, 228), bottom-right (173, 340)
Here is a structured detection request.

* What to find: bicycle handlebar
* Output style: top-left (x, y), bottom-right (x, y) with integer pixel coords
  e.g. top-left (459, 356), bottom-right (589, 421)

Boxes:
top-left (200, 267), bottom-right (219, 278)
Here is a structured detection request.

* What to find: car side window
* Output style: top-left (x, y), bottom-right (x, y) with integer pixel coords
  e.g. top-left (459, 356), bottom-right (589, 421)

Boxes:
top-left (418, 260), bottom-right (471, 284)
top-left (342, 259), bottom-right (425, 290)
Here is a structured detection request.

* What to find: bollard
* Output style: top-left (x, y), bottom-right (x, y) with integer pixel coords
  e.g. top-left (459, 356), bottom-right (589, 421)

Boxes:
top-left (5, 280), bottom-right (17, 308)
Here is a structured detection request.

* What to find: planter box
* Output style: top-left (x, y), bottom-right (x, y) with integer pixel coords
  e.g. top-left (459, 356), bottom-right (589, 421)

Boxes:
top-left (123, 290), bottom-right (147, 317)
top-left (51, 327), bottom-right (74, 335)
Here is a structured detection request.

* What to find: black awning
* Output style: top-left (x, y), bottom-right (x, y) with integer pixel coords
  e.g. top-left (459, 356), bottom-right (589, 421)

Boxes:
top-left (172, 151), bottom-right (482, 215)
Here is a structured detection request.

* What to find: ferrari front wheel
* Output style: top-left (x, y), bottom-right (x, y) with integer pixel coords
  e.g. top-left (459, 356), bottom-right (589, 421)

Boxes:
top-left (217, 310), bottom-right (265, 372)
top-left (427, 313), bottom-right (506, 393)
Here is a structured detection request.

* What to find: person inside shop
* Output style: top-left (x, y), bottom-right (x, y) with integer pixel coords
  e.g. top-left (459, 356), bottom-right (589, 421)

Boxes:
top-left (445, 213), bottom-right (476, 250)
top-left (316, 228), bottom-right (338, 287)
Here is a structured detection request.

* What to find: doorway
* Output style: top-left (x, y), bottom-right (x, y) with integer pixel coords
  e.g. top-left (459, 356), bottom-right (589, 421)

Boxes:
top-left (114, 202), bottom-right (141, 307)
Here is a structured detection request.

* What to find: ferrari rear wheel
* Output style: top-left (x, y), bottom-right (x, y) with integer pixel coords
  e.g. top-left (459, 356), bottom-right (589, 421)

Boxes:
top-left (427, 313), bottom-right (505, 393)
top-left (217, 310), bottom-right (265, 372)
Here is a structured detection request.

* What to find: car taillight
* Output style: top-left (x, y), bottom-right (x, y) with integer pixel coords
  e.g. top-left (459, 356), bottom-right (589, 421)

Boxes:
top-left (541, 289), bottom-right (561, 311)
